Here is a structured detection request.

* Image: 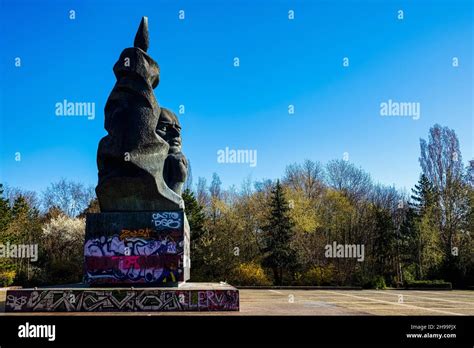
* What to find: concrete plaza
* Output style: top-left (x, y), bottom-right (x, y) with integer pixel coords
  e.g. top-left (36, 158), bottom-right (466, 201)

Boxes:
top-left (1, 288), bottom-right (473, 315)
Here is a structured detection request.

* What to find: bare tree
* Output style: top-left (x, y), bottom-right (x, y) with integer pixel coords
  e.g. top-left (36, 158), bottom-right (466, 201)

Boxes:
top-left (42, 179), bottom-right (95, 217)
top-left (420, 124), bottom-right (464, 191)
top-left (3, 185), bottom-right (40, 211)
top-left (209, 173), bottom-right (222, 223)
top-left (370, 184), bottom-right (405, 213)
top-left (196, 177), bottom-right (209, 207)
top-left (326, 159), bottom-right (372, 201)
top-left (209, 173), bottom-right (222, 199)
top-left (419, 124), bottom-right (468, 256)
top-left (283, 159), bottom-right (324, 199)
top-left (240, 175), bottom-right (253, 197)
top-left (254, 179), bottom-right (274, 193)
top-left (467, 160), bottom-right (474, 187)
top-left (184, 160), bottom-right (193, 192)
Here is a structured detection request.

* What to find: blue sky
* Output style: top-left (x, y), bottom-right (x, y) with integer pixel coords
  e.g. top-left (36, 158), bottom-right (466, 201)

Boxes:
top-left (0, 0), bottom-right (472, 195)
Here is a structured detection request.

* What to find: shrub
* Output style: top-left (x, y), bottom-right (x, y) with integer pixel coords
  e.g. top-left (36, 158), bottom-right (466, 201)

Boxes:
top-left (41, 215), bottom-right (85, 285)
top-left (296, 265), bottom-right (335, 286)
top-left (230, 262), bottom-right (271, 286)
top-left (362, 275), bottom-right (386, 289)
top-left (405, 280), bottom-right (452, 289)
top-left (0, 270), bottom-right (16, 287)
top-left (402, 264), bottom-right (417, 284)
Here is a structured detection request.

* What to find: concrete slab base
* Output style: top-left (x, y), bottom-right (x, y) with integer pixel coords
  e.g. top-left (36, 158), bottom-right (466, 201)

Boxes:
top-left (5, 283), bottom-right (239, 312)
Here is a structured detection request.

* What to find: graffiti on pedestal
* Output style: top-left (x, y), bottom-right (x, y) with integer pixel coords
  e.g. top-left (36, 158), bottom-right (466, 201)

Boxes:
top-left (84, 237), bottom-right (182, 284)
top-left (84, 233), bottom-right (182, 257)
top-left (5, 289), bottom-right (240, 312)
top-left (84, 211), bottom-right (185, 285)
top-left (151, 212), bottom-right (182, 230)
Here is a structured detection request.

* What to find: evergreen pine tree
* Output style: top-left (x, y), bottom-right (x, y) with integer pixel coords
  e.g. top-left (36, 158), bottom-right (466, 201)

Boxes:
top-left (410, 174), bottom-right (442, 279)
top-left (182, 188), bottom-right (208, 280)
top-left (410, 174), bottom-right (437, 215)
top-left (0, 184), bottom-right (12, 232)
top-left (371, 207), bottom-right (396, 282)
top-left (11, 196), bottom-right (30, 219)
top-left (0, 184), bottom-right (14, 278)
top-left (3, 195), bottom-right (42, 284)
top-left (262, 180), bottom-right (296, 285)
top-left (183, 188), bottom-right (206, 240)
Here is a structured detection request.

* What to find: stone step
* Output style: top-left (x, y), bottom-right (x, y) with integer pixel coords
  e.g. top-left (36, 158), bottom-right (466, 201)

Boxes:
top-left (5, 283), bottom-right (239, 312)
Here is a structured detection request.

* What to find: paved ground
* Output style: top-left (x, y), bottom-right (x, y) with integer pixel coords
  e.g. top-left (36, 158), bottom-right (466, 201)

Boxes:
top-left (0, 289), bottom-right (473, 316)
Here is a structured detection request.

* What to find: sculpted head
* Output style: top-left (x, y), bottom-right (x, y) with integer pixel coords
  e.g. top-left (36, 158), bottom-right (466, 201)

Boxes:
top-left (156, 108), bottom-right (182, 154)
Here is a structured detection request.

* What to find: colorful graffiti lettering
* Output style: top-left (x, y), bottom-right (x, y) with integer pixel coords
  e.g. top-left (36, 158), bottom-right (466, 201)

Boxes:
top-left (84, 211), bottom-right (187, 285)
top-left (84, 236), bottom-right (180, 257)
top-left (85, 255), bottom-right (180, 270)
top-left (119, 228), bottom-right (154, 240)
top-left (84, 255), bottom-right (181, 284)
top-left (85, 267), bottom-right (180, 284)
top-left (5, 289), bottom-right (239, 312)
top-left (84, 235), bottom-right (183, 284)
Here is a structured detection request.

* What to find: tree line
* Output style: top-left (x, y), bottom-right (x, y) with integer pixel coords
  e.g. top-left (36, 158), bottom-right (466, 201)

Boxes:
top-left (184, 124), bottom-right (473, 288)
top-left (0, 124), bottom-right (472, 288)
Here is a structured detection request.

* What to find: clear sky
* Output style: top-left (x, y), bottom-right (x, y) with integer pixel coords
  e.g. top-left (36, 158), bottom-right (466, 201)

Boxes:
top-left (0, 0), bottom-right (472, 194)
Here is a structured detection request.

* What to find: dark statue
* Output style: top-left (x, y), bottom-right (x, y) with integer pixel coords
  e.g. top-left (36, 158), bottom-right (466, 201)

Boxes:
top-left (157, 108), bottom-right (188, 196)
top-left (96, 17), bottom-right (188, 212)
top-left (4, 17), bottom-right (239, 310)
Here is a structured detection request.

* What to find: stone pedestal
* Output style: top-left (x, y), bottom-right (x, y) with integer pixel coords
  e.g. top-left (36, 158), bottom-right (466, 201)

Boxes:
top-left (5, 283), bottom-right (239, 312)
top-left (84, 210), bottom-right (190, 286)
top-left (5, 210), bottom-right (241, 312)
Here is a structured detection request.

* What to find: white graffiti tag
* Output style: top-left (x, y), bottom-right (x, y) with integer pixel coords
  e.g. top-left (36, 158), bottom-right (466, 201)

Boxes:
top-left (6, 295), bottom-right (27, 310)
top-left (151, 212), bottom-right (181, 229)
